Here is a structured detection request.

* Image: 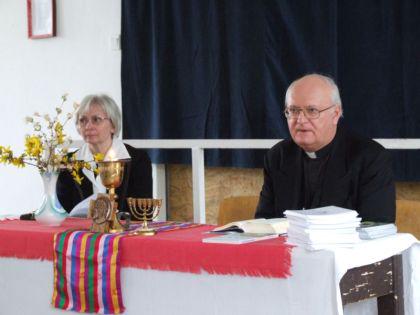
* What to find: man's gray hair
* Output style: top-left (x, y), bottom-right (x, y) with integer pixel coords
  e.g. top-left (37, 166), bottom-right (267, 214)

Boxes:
top-left (76, 94), bottom-right (122, 137)
top-left (285, 73), bottom-right (343, 114)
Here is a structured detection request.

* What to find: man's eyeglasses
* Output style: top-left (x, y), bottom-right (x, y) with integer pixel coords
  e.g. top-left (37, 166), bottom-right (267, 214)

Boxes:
top-left (284, 104), bottom-right (336, 120)
top-left (77, 116), bottom-right (110, 127)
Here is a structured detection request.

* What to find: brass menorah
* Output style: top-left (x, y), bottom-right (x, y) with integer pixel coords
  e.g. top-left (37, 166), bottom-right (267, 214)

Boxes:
top-left (127, 198), bottom-right (162, 236)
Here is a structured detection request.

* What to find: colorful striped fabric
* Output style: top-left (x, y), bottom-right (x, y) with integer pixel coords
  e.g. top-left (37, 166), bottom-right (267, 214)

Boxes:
top-left (52, 231), bottom-right (125, 314)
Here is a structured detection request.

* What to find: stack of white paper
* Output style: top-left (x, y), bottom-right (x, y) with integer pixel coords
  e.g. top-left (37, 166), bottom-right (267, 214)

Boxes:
top-left (284, 206), bottom-right (361, 250)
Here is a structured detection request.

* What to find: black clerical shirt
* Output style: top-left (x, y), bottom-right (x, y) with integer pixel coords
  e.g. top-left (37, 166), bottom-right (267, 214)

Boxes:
top-left (302, 140), bottom-right (334, 209)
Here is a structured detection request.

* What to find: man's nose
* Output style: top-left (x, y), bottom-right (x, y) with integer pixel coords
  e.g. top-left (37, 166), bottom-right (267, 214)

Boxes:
top-left (296, 110), bottom-right (308, 123)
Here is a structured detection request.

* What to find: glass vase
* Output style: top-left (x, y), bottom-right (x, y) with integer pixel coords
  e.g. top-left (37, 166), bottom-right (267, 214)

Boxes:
top-left (34, 170), bottom-right (68, 226)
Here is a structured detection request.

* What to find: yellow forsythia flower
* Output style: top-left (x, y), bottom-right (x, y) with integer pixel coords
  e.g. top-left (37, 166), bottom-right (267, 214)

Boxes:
top-left (11, 157), bottom-right (25, 167)
top-left (84, 163), bottom-right (92, 170)
top-left (0, 146), bottom-right (13, 163)
top-left (93, 153), bottom-right (104, 162)
top-left (24, 136), bottom-right (43, 157)
top-left (71, 170), bottom-right (83, 185)
top-left (54, 122), bottom-right (65, 144)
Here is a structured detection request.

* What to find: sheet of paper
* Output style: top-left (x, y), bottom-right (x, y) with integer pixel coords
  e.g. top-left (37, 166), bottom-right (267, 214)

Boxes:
top-left (69, 194), bottom-right (98, 218)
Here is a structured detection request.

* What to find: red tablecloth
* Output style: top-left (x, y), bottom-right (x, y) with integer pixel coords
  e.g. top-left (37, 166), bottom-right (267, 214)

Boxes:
top-left (0, 218), bottom-right (292, 278)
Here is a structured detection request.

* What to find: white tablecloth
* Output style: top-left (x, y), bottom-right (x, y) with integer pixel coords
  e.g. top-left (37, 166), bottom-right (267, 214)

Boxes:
top-left (0, 233), bottom-right (418, 315)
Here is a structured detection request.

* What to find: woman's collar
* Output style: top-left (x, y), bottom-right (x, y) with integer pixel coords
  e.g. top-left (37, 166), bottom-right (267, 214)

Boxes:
top-left (76, 138), bottom-right (131, 161)
top-left (104, 138), bottom-right (130, 160)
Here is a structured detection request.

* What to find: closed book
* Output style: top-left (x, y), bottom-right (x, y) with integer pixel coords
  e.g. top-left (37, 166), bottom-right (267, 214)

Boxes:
top-left (203, 233), bottom-right (279, 244)
top-left (357, 222), bottom-right (397, 239)
top-left (357, 221), bottom-right (397, 232)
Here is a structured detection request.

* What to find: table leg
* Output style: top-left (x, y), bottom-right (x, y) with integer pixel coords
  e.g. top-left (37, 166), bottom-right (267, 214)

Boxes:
top-left (377, 255), bottom-right (404, 315)
top-left (340, 254), bottom-right (404, 315)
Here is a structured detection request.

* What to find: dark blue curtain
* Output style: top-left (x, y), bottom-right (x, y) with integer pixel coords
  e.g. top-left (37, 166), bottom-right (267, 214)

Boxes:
top-left (121, 0), bottom-right (420, 180)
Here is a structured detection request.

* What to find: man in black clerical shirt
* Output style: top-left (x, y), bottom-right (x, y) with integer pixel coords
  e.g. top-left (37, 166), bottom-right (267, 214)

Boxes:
top-left (255, 74), bottom-right (396, 222)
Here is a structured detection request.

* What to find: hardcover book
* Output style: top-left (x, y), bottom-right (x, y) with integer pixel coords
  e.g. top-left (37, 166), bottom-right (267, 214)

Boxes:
top-left (203, 233), bottom-right (279, 244)
top-left (357, 222), bottom-right (397, 239)
top-left (212, 218), bottom-right (288, 235)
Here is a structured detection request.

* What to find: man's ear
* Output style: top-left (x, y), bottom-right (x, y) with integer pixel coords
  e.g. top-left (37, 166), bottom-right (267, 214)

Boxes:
top-left (332, 106), bottom-right (342, 125)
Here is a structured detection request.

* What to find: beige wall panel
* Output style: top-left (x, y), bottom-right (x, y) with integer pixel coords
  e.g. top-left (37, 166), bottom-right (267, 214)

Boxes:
top-left (167, 165), bottom-right (263, 224)
top-left (167, 165), bottom-right (194, 222)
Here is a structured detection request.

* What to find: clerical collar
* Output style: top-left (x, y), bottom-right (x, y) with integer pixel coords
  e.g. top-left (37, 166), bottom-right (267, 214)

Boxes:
top-left (304, 136), bottom-right (335, 159)
top-left (305, 151), bottom-right (317, 159)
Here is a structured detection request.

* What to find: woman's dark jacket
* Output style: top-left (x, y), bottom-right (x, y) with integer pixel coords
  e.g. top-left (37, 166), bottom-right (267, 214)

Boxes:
top-left (56, 144), bottom-right (152, 213)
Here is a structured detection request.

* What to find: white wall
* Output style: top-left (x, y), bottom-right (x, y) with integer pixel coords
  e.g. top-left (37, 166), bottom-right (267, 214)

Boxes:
top-left (0, 0), bottom-right (121, 215)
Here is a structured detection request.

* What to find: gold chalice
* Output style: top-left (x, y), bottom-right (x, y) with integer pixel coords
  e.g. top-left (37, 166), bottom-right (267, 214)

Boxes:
top-left (127, 198), bottom-right (162, 236)
top-left (97, 160), bottom-right (127, 198)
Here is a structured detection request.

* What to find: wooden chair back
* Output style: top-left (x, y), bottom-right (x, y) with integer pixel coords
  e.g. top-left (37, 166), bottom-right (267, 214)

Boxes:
top-left (217, 196), bottom-right (259, 226)
top-left (396, 199), bottom-right (420, 239)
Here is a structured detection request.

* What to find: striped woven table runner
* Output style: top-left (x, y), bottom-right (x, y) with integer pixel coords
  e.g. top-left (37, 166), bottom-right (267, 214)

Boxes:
top-left (52, 231), bottom-right (124, 314)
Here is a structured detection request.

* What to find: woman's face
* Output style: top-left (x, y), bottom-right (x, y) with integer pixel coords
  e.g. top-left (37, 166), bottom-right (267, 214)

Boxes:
top-left (77, 103), bottom-right (115, 147)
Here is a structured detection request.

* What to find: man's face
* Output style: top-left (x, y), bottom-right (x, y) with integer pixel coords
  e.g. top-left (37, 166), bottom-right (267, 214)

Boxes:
top-left (286, 77), bottom-right (341, 152)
